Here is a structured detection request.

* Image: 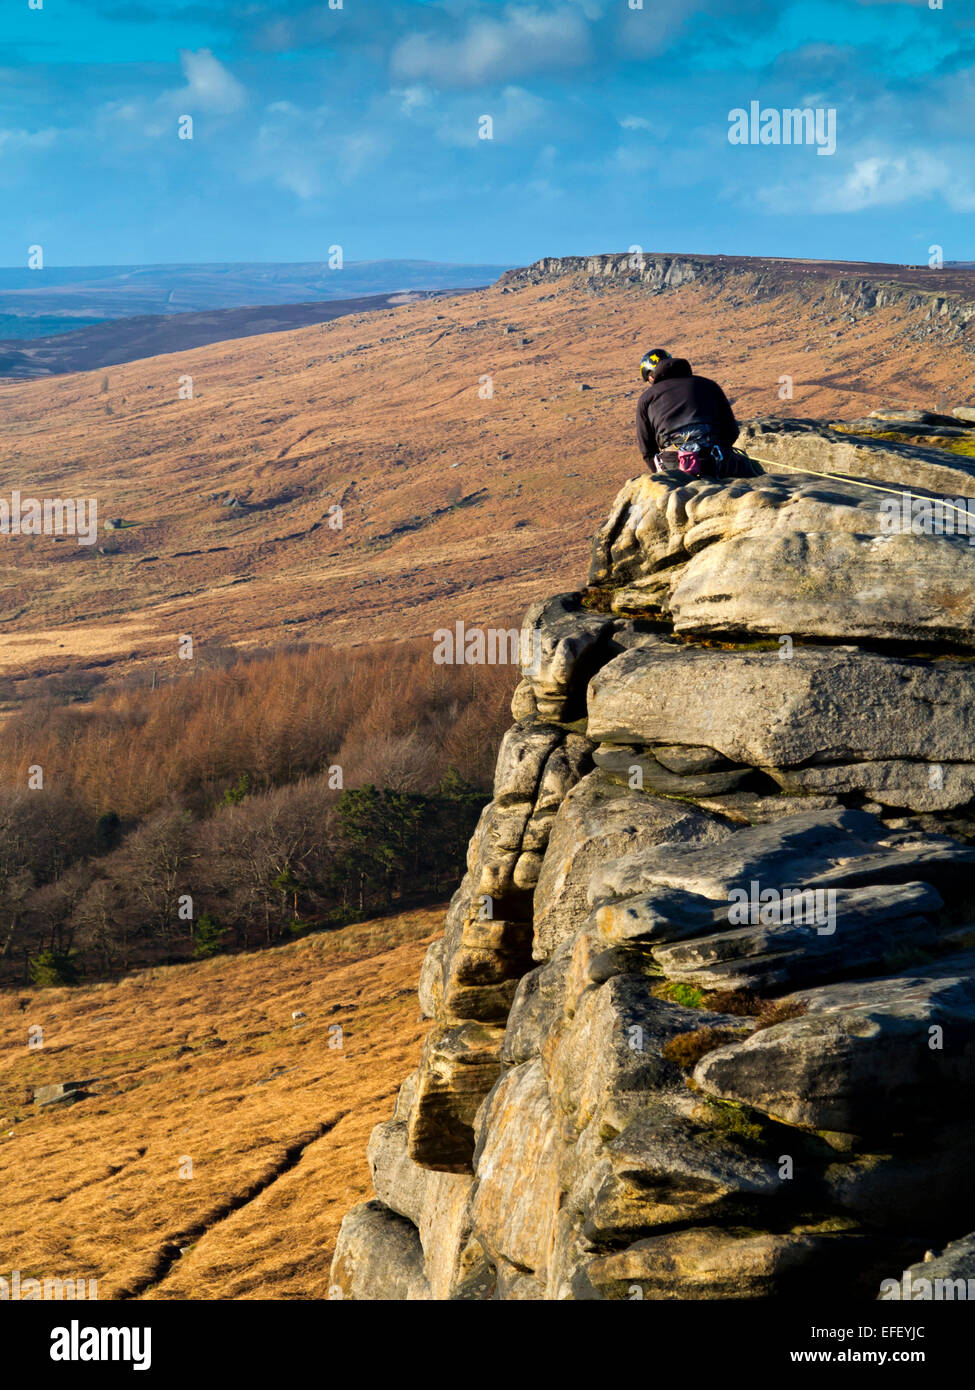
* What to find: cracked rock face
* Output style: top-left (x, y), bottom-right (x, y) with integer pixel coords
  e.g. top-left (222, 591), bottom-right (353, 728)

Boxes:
top-left (531, 770), bottom-right (730, 960)
top-left (588, 644), bottom-right (975, 804)
top-left (332, 434), bottom-right (975, 1301)
top-left (589, 472), bottom-right (975, 645)
top-left (694, 954), bottom-right (975, 1132)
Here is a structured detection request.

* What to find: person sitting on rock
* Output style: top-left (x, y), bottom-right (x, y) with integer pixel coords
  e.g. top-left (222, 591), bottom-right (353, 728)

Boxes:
top-left (636, 348), bottom-right (759, 479)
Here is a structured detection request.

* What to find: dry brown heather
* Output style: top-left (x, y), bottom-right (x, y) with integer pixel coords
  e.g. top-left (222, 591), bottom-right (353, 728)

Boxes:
top-left (0, 906), bottom-right (438, 1299)
top-left (1, 267), bottom-right (970, 686)
top-left (0, 638), bottom-right (514, 818)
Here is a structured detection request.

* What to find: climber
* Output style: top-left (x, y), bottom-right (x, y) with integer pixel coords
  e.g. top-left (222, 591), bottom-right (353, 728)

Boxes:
top-left (636, 348), bottom-right (760, 479)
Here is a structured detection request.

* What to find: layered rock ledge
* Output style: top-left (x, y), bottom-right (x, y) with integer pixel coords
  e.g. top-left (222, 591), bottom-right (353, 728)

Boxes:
top-left (331, 423), bottom-right (975, 1300)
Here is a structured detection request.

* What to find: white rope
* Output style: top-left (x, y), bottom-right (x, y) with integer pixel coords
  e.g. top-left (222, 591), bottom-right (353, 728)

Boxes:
top-left (748, 452), bottom-right (975, 526)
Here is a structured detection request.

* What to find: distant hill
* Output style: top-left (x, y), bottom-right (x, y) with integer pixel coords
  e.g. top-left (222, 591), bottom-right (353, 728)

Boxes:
top-left (0, 313), bottom-right (108, 341)
top-left (0, 287), bottom-right (475, 379)
top-left (0, 258), bottom-right (511, 325)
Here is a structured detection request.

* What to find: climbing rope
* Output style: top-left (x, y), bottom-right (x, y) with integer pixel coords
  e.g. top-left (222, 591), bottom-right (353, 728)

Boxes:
top-left (745, 452), bottom-right (975, 528)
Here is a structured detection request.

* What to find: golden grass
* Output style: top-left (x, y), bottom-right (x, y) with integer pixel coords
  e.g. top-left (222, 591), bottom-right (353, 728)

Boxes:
top-left (0, 906), bottom-right (440, 1299)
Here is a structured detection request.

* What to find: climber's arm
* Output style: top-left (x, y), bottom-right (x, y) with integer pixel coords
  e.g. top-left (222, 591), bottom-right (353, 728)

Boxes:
top-left (636, 397), bottom-right (657, 466)
top-left (714, 385), bottom-right (740, 446)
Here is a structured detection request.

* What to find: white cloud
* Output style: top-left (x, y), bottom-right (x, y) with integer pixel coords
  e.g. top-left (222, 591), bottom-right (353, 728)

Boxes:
top-left (755, 147), bottom-right (975, 214)
top-left (837, 156), bottom-right (926, 209)
top-left (96, 48), bottom-right (247, 142)
top-left (167, 49), bottom-right (246, 115)
top-left (398, 85), bottom-right (433, 115)
top-left (391, 5), bottom-right (592, 87)
top-left (619, 115), bottom-right (651, 130)
top-left (496, 83), bottom-right (549, 132)
top-left (0, 128), bottom-right (58, 152)
top-left (432, 84), bottom-right (551, 146)
top-left (249, 104), bottom-right (385, 199)
top-left (740, 63), bottom-right (975, 216)
top-left (615, 4), bottom-right (698, 57)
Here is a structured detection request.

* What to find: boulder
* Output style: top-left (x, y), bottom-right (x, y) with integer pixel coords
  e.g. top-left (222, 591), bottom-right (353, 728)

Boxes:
top-left (519, 592), bottom-right (616, 722)
top-left (472, 722), bottom-right (593, 899)
top-left (592, 744), bottom-right (751, 796)
top-left (329, 1201), bottom-right (431, 1301)
top-left (767, 759), bottom-right (975, 813)
top-left (393, 1070), bottom-right (418, 1121)
top-left (509, 677), bottom-right (537, 721)
top-left (587, 644), bottom-right (975, 769)
top-left (532, 769), bottom-right (731, 959)
top-left (33, 1080), bottom-right (92, 1108)
top-left (652, 744), bottom-right (732, 775)
top-left (586, 1223), bottom-right (893, 1300)
top-left (886, 1233), bottom-right (975, 1300)
top-left (588, 808), bottom-right (889, 904)
top-left (740, 417), bottom-right (975, 498)
top-left (407, 1020), bottom-right (506, 1170)
top-left (471, 1060), bottom-right (563, 1279)
top-left (493, 722), bottom-right (564, 803)
top-left (690, 791), bottom-right (844, 825)
top-left (441, 937), bottom-right (532, 1022)
top-left (542, 974), bottom-right (710, 1141)
top-left (367, 1119), bottom-right (473, 1299)
top-left (581, 1098), bottom-right (784, 1240)
top-left (589, 471), bottom-right (975, 645)
top-left (868, 408), bottom-right (957, 426)
top-left (431, 875), bottom-right (535, 1023)
top-left (651, 880), bottom-right (944, 994)
top-left (670, 528), bottom-right (975, 646)
top-left (694, 952), bottom-right (975, 1133)
top-left (418, 939), bottom-right (445, 1019)
top-left (594, 889), bottom-right (723, 946)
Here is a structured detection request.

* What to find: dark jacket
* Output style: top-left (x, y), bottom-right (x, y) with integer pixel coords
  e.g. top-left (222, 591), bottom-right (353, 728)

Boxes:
top-left (636, 358), bottom-right (739, 464)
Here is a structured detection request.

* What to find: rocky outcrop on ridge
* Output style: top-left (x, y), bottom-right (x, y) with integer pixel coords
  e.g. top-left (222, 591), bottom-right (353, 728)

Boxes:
top-left (331, 425), bottom-right (975, 1300)
top-left (497, 253), bottom-right (975, 351)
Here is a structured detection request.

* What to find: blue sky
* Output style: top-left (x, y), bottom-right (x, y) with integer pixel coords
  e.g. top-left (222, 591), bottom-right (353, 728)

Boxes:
top-left (1, 0), bottom-right (973, 268)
